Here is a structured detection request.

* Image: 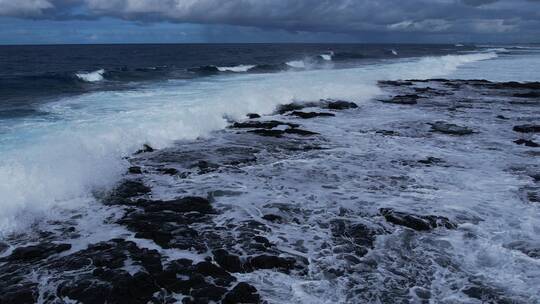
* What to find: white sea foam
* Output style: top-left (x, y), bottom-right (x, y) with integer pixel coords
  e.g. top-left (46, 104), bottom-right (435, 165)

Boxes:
top-left (0, 52), bottom-right (498, 234)
top-left (286, 60), bottom-right (306, 69)
top-left (217, 65), bottom-right (255, 72)
top-left (75, 69), bottom-right (105, 82)
top-left (320, 51), bottom-right (334, 61)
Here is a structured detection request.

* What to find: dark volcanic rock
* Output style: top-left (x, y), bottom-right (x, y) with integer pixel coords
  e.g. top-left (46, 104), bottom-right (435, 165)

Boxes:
top-left (248, 129), bottom-right (285, 137)
top-left (135, 144), bottom-right (154, 154)
top-left (0, 242), bottom-right (7, 254)
top-left (262, 214), bottom-right (284, 223)
top-left (6, 243), bottom-right (71, 262)
top-left (514, 139), bottom-right (540, 147)
top-left (506, 241), bottom-right (540, 258)
top-left (158, 167), bottom-right (179, 175)
top-left (380, 208), bottom-right (457, 231)
top-left (289, 111), bottom-right (335, 119)
top-left (285, 128), bottom-right (319, 136)
top-left (248, 128), bottom-right (318, 137)
top-left (143, 197), bottom-right (213, 214)
top-left (378, 80), bottom-right (414, 86)
top-left (276, 103), bottom-right (309, 114)
top-left (128, 166), bottom-right (142, 174)
top-left (231, 120), bottom-right (298, 129)
top-left (325, 100), bottom-right (358, 110)
top-left (513, 91), bottom-right (540, 98)
top-left (0, 285), bottom-right (38, 304)
top-left (376, 130), bottom-right (400, 136)
top-left (247, 255), bottom-right (296, 272)
top-left (247, 113), bottom-right (261, 119)
top-left (223, 282), bottom-right (261, 304)
top-left (381, 94), bottom-right (421, 105)
top-left (429, 121), bottom-right (474, 135)
top-left (418, 157), bottom-right (444, 166)
top-left (213, 249), bottom-right (243, 273)
top-left (513, 124), bottom-right (540, 133)
top-left (112, 180), bottom-right (151, 199)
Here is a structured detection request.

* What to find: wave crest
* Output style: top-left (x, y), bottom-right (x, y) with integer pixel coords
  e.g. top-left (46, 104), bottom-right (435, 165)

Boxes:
top-left (75, 69), bottom-right (105, 82)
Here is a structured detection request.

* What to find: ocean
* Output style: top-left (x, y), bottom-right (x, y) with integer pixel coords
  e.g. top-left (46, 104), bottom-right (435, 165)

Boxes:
top-left (0, 43), bottom-right (539, 303)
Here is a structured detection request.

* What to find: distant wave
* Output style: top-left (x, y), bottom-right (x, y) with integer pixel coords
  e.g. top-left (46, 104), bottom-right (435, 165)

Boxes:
top-left (247, 63), bottom-right (291, 73)
top-left (75, 69), bottom-right (105, 82)
top-left (217, 65), bottom-right (256, 72)
top-left (286, 60), bottom-right (306, 69)
top-left (319, 51), bottom-right (334, 61)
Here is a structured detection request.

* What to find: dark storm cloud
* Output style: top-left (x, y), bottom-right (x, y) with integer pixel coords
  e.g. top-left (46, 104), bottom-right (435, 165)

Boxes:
top-left (1, 0), bottom-right (540, 38)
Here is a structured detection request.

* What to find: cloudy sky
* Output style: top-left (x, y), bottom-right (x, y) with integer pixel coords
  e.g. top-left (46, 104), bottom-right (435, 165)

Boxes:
top-left (1, 0), bottom-right (539, 44)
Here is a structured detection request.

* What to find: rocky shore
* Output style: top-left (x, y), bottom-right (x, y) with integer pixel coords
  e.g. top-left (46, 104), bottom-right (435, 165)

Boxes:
top-left (1, 79), bottom-right (539, 303)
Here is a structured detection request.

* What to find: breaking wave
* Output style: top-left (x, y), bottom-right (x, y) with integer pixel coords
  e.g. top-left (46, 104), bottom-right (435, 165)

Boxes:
top-left (0, 51), bottom-right (498, 234)
top-left (75, 69), bottom-right (105, 82)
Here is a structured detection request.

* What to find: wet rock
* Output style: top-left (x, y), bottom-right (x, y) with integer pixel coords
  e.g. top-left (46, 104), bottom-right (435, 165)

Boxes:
top-left (157, 167), bottom-right (178, 175)
top-left (0, 242), bottom-right (7, 254)
top-left (418, 157), bottom-right (444, 166)
top-left (6, 243), bottom-right (71, 262)
top-left (212, 249), bottom-right (243, 272)
top-left (381, 94), bottom-right (420, 105)
top-left (513, 124), bottom-right (540, 133)
top-left (378, 80), bottom-right (414, 86)
top-left (189, 285), bottom-right (228, 302)
top-left (376, 130), bottom-right (400, 136)
top-left (112, 180), bottom-right (151, 199)
top-left (506, 240), bottom-right (540, 258)
top-left (262, 214), bottom-right (283, 223)
top-left (248, 129), bottom-right (285, 137)
top-left (276, 103), bottom-right (309, 114)
top-left (247, 255), bottom-right (296, 272)
top-left (223, 282), bottom-right (261, 304)
top-left (194, 261), bottom-right (236, 285)
top-left (57, 280), bottom-right (112, 304)
top-left (231, 120), bottom-right (298, 129)
top-left (0, 284), bottom-right (38, 304)
top-left (192, 160), bottom-right (220, 174)
top-left (462, 284), bottom-right (516, 304)
top-left (289, 111), bottom-right (335, 119)
top-left (429, 121), bottom-right (474, 135)
top-left (331, 219), bottom-right (384, 257)
top-left (128, 166), bottom-right (142, 174)
top-left (514, 139), bottom-right (540, 147)
top-left (247, 113), bottom-right (261, 119)
top-left (285, 128), bottom-right (319, 136)
top-left (380, 208), bottom-right (457, 231)
top-left (248, 128), bottom-right (318, 137)
top-left (513, 91), bottom-right (540, 98)
top-left (325, 100), bottom-right (358, 110)
top-left (489, 81), bottom-right (540, 90)
top-left (135, 144), bottom-right (154, 154)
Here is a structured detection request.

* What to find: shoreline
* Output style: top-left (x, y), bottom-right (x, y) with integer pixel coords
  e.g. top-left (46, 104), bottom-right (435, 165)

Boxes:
top-left (1, 78), bottom-right (539, 303)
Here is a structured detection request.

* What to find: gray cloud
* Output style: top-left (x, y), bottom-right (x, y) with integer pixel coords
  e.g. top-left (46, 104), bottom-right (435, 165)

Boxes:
top-left (1, 0), bottom-right (540, 39)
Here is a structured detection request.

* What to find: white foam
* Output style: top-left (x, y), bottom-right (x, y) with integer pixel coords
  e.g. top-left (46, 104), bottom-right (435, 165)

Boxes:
top-left (391, 49), bottom-right (398, 56)
top-left (0, 52), bottom-right (498, 234)
top-left (320, 51), bottom-right (334, 61)
top-left (75, 69), bottom-right (105, 82)
top-left (286, 60), bottom-right (306, 69)
top-left (217, 65), bottom-right (255, 72)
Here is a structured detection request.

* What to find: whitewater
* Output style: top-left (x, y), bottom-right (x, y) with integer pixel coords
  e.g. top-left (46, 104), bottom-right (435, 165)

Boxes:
top-left (1, 44), bottom-right (540, 304)
top-left (0, 52), bottom-right (499, 234)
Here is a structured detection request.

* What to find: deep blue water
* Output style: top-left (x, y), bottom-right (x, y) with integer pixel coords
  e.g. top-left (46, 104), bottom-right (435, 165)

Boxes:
top-left (0, 43), bottom-right (477, 119)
